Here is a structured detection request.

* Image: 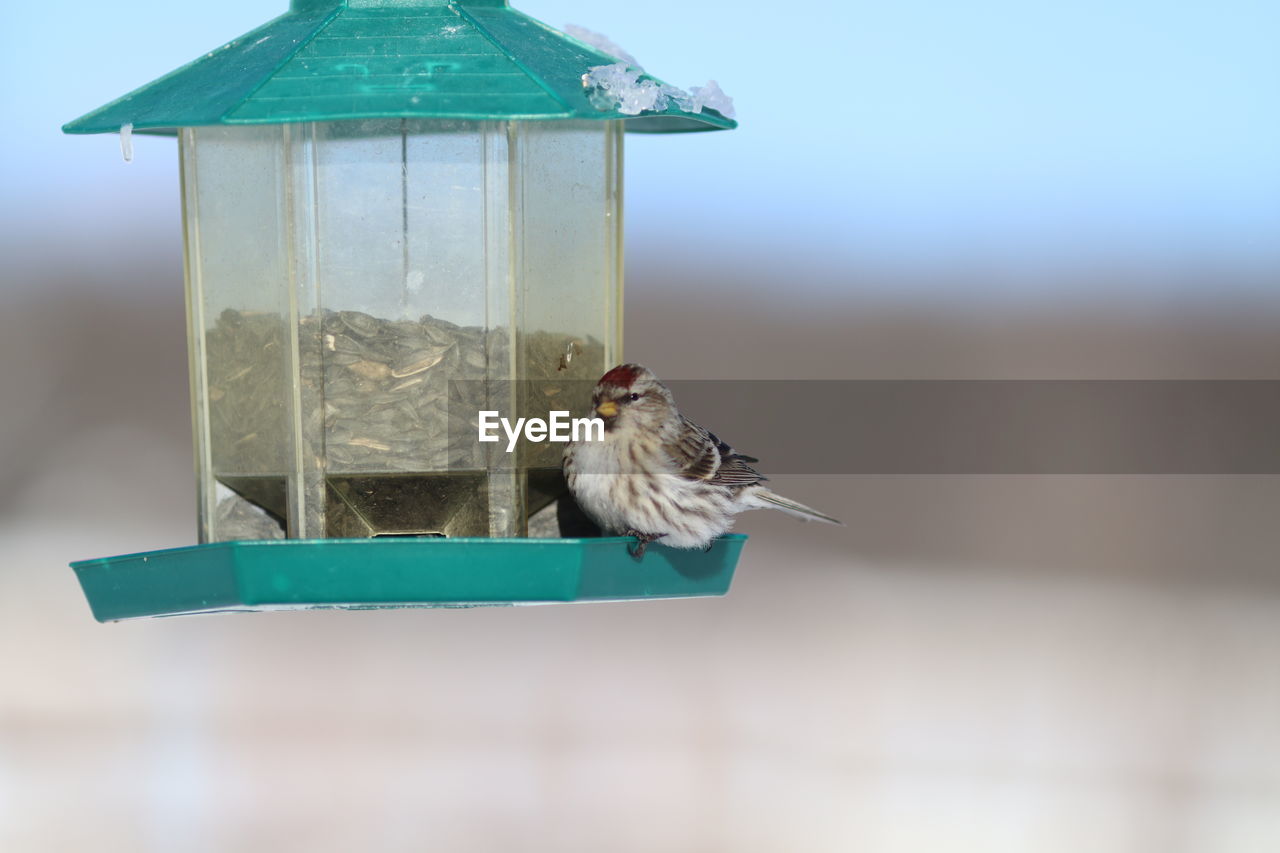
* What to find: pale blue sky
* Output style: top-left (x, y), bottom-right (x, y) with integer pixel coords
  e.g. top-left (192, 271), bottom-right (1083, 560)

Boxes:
top-left (4, 0), bottom-right (1278, 294)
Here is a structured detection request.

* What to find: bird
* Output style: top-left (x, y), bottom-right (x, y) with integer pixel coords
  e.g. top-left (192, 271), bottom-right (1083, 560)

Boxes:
top-left (564, 364), bottom-right (842, 557)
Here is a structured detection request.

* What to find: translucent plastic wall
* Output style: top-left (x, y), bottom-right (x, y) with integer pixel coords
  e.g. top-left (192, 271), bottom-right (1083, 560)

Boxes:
top-left (180, 120), bottom-right (623, 541)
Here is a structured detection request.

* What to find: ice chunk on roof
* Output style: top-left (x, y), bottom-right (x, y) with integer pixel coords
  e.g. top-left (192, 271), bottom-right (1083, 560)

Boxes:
top-left (688, 81), bottom-right (736, 119)
top-left (564, 25), bottom-right (640, 68)
top-left (119, 123), bottom-right (133, 163)
top-left (583, 63), bottom-right (666, 115)
top-left (569, 23), bottom-right (735, 120)
top-left (583, 64), bottom-right (736, 120)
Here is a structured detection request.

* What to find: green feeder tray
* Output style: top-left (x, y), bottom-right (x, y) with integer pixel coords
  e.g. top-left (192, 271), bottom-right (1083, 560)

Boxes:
top-left (71, 535), bottom-right (746, 621)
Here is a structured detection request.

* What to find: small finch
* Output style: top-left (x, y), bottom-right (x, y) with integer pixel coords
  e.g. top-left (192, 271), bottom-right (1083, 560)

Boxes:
top-left (564, 364), bottom-right (842, 557)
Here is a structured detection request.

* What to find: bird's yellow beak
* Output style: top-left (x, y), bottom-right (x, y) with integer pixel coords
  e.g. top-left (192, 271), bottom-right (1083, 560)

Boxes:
top-left (595, 400), bottom-right (619, 418)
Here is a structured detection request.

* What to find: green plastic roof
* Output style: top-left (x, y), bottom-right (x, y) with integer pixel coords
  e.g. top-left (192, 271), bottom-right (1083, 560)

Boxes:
top-left (63, 0), bottom-right (735, 135)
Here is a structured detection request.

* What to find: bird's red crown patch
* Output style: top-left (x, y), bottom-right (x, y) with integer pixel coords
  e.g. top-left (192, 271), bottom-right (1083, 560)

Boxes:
top-left (600, 364), bottom-right (642, 388)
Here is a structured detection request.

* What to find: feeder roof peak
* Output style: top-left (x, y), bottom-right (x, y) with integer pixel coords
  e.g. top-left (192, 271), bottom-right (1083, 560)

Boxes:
top-left (64, 0), bottom-right (735, 135)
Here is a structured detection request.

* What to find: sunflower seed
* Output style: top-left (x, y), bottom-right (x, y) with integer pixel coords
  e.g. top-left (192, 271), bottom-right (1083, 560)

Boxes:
top-left (348, 360), bottom-right (391, 380)
top-left (390, 345), bottom-right (452, 378)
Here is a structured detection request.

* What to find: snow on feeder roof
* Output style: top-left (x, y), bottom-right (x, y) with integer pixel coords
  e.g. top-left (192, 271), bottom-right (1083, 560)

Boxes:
top-left (63, 0), bottom-right (736, 136)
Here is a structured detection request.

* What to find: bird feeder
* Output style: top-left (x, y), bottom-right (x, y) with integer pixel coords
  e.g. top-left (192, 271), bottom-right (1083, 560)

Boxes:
top-left (64, 0), bottom-right (745, 618)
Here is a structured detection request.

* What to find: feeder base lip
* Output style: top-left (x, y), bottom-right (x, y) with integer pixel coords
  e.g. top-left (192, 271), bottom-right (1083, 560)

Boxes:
top-left (70, 536), bottom-right (746, 621)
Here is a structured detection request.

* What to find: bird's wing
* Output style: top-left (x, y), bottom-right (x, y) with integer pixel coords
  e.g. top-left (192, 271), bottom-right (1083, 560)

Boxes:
top-left (666, 418), bottom-right (767, 488)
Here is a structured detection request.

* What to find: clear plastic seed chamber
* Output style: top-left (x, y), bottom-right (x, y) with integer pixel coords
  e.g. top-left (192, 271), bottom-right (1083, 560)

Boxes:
top-left (63, 0), bottom-right (745, 618)
top-left (185, 119), bottom-right (621, 541)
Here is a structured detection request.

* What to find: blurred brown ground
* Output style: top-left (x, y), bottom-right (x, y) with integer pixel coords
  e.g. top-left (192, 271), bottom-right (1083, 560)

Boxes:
top-left (1, 257), bottom-right (1278, 851)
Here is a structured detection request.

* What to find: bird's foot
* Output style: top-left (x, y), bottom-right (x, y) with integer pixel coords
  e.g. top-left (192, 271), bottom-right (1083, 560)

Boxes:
top-left (624, 530), bottom-right (666, 560)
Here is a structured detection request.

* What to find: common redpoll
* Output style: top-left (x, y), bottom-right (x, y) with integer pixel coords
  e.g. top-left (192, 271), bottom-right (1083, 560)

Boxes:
top-left (564, 364), bottom-right (842, 557)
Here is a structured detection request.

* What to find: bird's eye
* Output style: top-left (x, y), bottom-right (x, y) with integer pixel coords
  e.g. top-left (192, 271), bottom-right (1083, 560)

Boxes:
top-left (627, 392), bottom-right (642, 402)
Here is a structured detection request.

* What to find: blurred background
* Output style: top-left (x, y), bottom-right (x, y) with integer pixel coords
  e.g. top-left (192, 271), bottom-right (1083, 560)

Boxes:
top-left (3, 0), bottom-right (1279, 850)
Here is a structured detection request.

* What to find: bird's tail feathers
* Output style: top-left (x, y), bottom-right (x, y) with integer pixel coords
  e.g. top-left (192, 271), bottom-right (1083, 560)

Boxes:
top-left (753, 489), bottom-right (843, 525)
